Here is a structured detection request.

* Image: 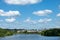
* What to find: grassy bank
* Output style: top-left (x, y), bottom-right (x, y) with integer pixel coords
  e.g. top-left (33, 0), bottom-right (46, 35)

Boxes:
top-left (0, 28), bottom-right (15, 37)
top-left (0, 28), bottom-right (40, 37)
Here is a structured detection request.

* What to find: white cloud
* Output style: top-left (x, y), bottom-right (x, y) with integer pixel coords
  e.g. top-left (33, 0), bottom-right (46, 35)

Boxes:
top-left (0, 9), bottom-right (20, 16)
top-left (38, 18), bottom-right (52, 23)
top-left (5, 0), bottom-right (42, 5)
top-left (5, 18), bottom-right (16, 22)
top-left (38, 19), bottom-right (44, 23)
top-left (24, 17), bottom-right (37, 24)
top-left (33, 9), bottom-right (52, 16)
top-left (24, 18), bottom-right (52, 24)
top-left (24, 17), bottom-right (31, 22)
top-left (57, 13), bottom-right (60, 16)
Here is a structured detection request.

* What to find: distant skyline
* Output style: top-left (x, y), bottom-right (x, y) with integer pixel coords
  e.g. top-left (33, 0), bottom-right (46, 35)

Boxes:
top-left (0, 0), bottom-right (60, 29)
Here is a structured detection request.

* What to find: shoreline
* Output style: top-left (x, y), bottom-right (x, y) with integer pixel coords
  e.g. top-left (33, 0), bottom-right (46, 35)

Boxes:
top-left (0, 28), bottom-right (60, 37)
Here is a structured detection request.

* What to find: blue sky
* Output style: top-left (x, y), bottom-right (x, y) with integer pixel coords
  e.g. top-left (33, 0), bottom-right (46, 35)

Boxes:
top-left (0, 0), bottom-right (60, 29)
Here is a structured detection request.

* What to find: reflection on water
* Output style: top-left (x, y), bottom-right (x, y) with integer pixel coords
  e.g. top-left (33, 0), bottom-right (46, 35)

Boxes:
top-left (0, 34), bottom-right (60, 40)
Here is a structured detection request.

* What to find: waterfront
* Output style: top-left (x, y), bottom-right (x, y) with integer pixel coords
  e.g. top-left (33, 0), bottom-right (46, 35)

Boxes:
top-left (0, 34), bottom-right (60, 40)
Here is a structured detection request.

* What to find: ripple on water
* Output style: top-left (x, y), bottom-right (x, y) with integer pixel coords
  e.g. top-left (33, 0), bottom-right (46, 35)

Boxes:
top-left (0, 34), bottom-right (60, 40)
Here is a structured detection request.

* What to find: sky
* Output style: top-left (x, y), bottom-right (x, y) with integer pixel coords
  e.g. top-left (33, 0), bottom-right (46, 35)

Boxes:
top-left (0, 0), bottom-right (60, 29)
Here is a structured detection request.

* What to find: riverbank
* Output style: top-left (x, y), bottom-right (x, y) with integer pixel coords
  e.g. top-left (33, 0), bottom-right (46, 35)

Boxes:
top-left (40, 28), bottom-right (60, 36)
top-left (0, 28), bottom-right (41, 37)
top-left (0, 28), bottom-right (60, 37)
top-left (0, 28), bottom-right (14, 37)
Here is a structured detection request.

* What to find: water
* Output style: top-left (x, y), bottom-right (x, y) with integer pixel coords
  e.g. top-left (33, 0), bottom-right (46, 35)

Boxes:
top-left (0, 34), bottom-right (60, 40)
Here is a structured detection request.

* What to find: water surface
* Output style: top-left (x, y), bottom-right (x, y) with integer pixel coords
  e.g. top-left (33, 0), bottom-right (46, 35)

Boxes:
top-left (0, 34), bottom-right (60, 40)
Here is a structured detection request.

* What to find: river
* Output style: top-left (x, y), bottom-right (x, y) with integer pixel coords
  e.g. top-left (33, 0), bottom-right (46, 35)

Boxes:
top-left (0, 34), bottom-right (60, 40)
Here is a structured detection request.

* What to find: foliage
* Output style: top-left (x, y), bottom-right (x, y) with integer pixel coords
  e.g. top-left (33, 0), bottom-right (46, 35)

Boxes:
top-left (0, 28), bottom-right (14, 37)
top-left (41, 28), bottom-right (60, 36)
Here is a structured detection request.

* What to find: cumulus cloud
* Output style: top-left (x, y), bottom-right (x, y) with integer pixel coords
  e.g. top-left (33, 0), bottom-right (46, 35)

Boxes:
top-left (5, 18), bottom-right (16, 22)
top-left (33, 9), bottom-right (52, 16)
top-left (24, 17), bottom-right (52, 24)
top-left (38, 18), bottom-right (52, 23)
top-left (57, 13), bottom-right (60, 16)
top-left (24, 17), bottom-right (31, 22)
top-left (0, 9), bottom-right (20, 16)
top-left (5, 0), bottom-right (42, 5)
top-left (24, 17), bottom-right (37, 24)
